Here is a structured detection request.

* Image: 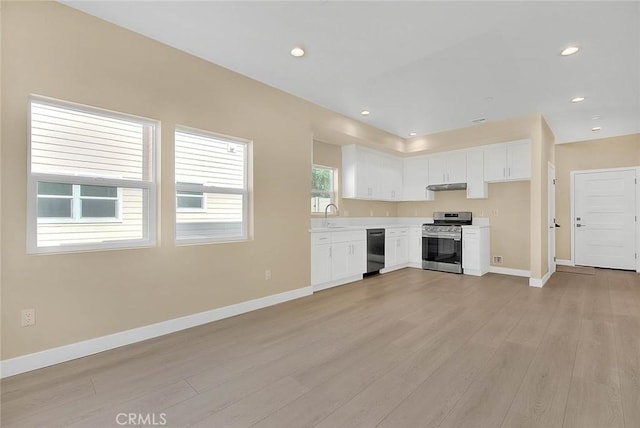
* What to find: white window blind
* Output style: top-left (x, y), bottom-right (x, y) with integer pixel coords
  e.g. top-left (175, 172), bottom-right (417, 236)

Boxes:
top-left (175, 128), bottom-right (249, 243)
top-left (28, 97), bottom-right (157, 253)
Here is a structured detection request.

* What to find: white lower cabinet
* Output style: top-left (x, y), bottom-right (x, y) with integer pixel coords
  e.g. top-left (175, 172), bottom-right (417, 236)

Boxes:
top-left (311, 230), bottom-right (366, 291)
top-left (384, 228), bottom-right (409, 271)
top-left (409, 226), bottom-right (422, 267)
top-left (462, 226), bottom-right (490, 276)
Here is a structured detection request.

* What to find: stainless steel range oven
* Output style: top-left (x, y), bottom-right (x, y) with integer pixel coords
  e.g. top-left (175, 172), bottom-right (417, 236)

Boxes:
top-left (422, 212), bottom-right (472, 274)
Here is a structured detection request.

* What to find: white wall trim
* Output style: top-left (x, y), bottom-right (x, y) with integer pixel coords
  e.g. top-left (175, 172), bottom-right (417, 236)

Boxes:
top-left (488, 266), bottom-right (531, 277)
top-left (556, 259), bottom-right (574, 267)
top-left (529, 270), bottom-right (553, 288)
top-left (0, 286), bottom-right (313, 379)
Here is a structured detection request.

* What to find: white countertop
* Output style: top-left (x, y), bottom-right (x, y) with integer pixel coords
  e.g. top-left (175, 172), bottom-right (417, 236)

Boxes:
top-left (310, 216), bottom-right (489, 233)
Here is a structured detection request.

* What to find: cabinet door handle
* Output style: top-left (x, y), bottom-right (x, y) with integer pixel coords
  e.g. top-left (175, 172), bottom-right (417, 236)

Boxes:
top-left (508, 167), bottom-right (511, 177)
top-left (329, 247), bottom-right (332, 257)
top-left (503, 167), bottom-right (506, 178)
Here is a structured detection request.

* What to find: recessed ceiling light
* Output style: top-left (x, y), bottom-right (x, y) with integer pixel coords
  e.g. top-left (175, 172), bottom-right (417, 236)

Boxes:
top-left (591, 126), bottom-right (602, 132)
top-left (290, 46), bottom-right (305, 57)
top-left (561, 46), bottom-right (580, 56)
top-left (360, 110), bottom-right (370, 116)
top-left (409, 132), bottom-right (417, 136)
top-left (571, 96), bottom-right (585, 103)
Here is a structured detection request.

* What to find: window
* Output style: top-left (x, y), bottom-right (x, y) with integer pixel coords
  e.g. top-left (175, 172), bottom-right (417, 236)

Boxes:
top-left (28, 97), bottom-right (158, 253)
top-left (311, 165), bottom-right (336, 213)
top-left (175, 128), bottom-right (250, 243)
top-left (176, 182), bottom-right (205, 211)
top-left (37, 183), bottom-right (121, 221)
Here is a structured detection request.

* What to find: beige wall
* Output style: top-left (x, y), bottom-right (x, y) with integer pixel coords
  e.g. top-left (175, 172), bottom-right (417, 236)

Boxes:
top-left (313, 141), bottom-right (398, 217)
top-left (0, 2), bottom-right (402, 359)
top-left (555, 134), bottom-right (640, 260)
top-left (398, 182), bottom-right (531, 270)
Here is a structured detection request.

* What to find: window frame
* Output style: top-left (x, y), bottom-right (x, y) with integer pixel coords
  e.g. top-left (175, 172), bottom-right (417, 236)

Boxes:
top-left (174, 126), bottom-right (251, 245)
top-left (37, 183), bottom-right (123, 223)
top-left (27, 96), bottom-right (159, 254)
top-left (311, 164), bottom-right (338, 215)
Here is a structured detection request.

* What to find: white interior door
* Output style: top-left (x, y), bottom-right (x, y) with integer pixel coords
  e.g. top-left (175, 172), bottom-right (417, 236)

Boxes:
top-left (548, 163), bottom-right (556, 274)
top-left (574, 169), bottom-right (637, 270)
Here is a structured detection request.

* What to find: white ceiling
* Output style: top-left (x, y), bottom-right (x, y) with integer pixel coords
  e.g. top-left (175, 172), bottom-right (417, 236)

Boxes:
top-left (63, 1), bottom-right (640, 144)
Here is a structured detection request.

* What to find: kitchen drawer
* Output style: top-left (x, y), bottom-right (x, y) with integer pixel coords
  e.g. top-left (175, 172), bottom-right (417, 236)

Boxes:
top-left (331, 230), bottom-right (366, 243)
top-left (463, 228), bottom-right (480, 238)
top-left (311, 232), bottom-right (332, 246)
top-left (387, 228), bottom-right (408, 237)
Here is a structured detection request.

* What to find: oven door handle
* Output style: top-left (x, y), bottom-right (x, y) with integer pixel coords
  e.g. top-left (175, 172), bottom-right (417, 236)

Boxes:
top-left (423, 234), bottom-right (462, 240)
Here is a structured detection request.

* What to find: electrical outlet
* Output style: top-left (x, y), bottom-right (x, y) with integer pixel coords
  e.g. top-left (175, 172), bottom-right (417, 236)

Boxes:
top-left (264, 270), bottom-right (272, 281)
top-left (343, 210), bottom-right (349, 217)
top-left (386, 211), bottom-right (389, 217)
top-left (21, 309), bottom-right (36, 327)
top-left (369, 210), bottom-right (374, 217)
top-left (493, 256), bottom-right (503, 265)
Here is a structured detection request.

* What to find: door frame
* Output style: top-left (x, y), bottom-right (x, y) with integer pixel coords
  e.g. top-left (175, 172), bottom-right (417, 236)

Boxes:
top-left (548, 162), bottom-right (556, 275)
top-left (570, 166), bottom-right (640, 272)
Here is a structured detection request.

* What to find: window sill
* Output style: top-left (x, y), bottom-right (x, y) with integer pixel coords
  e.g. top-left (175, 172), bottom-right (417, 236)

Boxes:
top-left (28, 239), bottom-right (156, 255)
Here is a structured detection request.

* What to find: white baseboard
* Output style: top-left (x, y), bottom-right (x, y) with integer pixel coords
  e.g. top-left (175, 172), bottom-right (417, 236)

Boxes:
top-left (0, 286), bottom-right (313, 379)
top-left (488, 266), bottom-right (531, 278)
top-left (313, 275), bottom-right (362, 292)
top-left (407, 262), bottom-right (422, 269)
top-left (529, 270), bottom-right (553, 288)
top-left (380, 263), bottom-right (409, 274)
top-left (464, 268), bottom-right (488, 277)
top-left (556, 259), bottom-right (574, 266)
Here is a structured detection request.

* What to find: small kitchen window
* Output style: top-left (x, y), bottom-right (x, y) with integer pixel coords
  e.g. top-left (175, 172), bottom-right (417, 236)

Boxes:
top-left (311, 165), bottom-right (337, 214)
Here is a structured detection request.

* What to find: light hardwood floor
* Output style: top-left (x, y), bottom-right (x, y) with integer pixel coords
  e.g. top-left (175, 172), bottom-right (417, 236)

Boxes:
top-left (2, 268), bottom-right (639, 427)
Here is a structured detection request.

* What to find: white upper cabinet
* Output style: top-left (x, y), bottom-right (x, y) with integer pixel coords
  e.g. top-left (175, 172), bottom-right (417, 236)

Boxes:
top-left (402, 156), bottom-right (434, 201)
top-left (343, 139), bottom-right (531, 202)
top-left (428, 151), bottom-right (466, 185)
top-left (466, 149), bottom-right (488, 199)
top-left (342, 145), bottom-right (402, 201)
top-left (483, 139), bottom-right (531, 182)
top-left (380, 155), bottom-right (403, 200)
top-left (507, 140), bottom-right (531, 180)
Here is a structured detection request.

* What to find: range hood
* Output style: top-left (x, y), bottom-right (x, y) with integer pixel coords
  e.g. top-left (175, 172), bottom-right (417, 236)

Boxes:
top-left (426, 183), bottom-right (467, 191)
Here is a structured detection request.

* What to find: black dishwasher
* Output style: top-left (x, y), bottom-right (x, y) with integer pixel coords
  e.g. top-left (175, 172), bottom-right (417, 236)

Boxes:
top-left (366, 229), bottom-right (385, 274)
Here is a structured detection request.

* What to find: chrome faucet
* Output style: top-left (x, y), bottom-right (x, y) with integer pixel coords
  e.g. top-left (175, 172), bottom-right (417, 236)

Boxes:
top-left (324, 203), bottom-right (339, 227)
